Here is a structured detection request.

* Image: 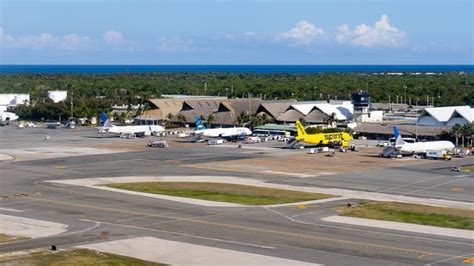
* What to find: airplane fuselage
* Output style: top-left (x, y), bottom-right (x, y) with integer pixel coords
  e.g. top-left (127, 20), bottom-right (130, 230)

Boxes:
top-left (296, 132), bottom-right (353, 146)
top-left (106, 125), bottom-right (164, 136)
top-left (195, 127), bottom-right (252, 138)
top-left (397, 141), bottom-right (455, 154)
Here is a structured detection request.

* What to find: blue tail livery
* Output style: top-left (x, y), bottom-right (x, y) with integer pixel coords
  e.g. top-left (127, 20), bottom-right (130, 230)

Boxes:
top-left (393, 126), bottom-right (405, 146)
top-left (194, 116), bottom-right (206, 130)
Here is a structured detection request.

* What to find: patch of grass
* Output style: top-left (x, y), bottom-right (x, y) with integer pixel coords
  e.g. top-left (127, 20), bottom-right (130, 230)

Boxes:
top-left (104, 182), bottom-right (335, 205)
top-left (0, 234), bottom-right (25, 243)
top-left (461, 165), bottom-right (474, 173)
top-left (0, 248), bottom-right (165, 265)
top-left (337, 202), bottom-right (474, 230)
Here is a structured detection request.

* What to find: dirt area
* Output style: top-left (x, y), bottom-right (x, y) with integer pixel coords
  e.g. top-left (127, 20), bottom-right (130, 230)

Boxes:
top-left (70, 137), bottom-right (198, 152)
top-left (0, 249), bottom-right (163, 265)
top-left (186, 147), bottom-right (436, 175)
top-left (0, 234), bottom-right (25, 243)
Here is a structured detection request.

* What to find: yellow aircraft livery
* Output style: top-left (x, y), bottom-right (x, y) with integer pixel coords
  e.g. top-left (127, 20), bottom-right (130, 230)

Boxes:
top-left (295, 120), bottom-right (352, 147)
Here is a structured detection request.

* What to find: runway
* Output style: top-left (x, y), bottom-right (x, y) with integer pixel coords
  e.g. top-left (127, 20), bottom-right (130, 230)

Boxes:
top-left (0, 126), bottom-right (473, 265)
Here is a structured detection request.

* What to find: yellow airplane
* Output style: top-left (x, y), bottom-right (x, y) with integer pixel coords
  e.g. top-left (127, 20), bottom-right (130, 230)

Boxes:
top-left (295, 120), bottom-right (353, 147)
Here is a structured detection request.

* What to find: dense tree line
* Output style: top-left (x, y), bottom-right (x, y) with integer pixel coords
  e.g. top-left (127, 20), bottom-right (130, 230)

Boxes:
top-left (1, 72), bottom-right (472, 120)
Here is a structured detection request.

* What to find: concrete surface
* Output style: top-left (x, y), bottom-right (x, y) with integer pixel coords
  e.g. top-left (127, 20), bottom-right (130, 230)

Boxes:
top-left (0, 126), bottom-right (473, 265)
top-left (48, 175), bottom-right (473, 209)
top-left (0, 214), bottom-right (67, 238)
top-left (322, 215), bottom-right (474, 240)
top-left (78, 236), bottom-right (320, 266)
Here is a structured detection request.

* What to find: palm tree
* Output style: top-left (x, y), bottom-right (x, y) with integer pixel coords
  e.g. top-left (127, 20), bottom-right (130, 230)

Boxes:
top-left (237, 112), bottom-right (249, 126)
top-left (207, 114), bottom-right (215, 127)
top-left (176, 113), bottom-right (186, 127)
top-left (451, 124), bottom-right (462, 147)
top-left (166, 113), bottom-right (174, 126)
top-left (324, 112), bottom-right (337, 128)
top-left (462, 122), bottom-right (473, 147)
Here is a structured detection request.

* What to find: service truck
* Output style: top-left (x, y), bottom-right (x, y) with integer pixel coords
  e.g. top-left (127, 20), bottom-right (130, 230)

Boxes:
top-left (426, 149), bottom-right (452, 160)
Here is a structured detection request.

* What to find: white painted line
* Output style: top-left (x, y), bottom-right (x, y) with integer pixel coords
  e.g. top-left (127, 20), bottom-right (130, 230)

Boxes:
top-left (0, 207), bottom-right (24, 212)
top-left (0, 214), bottom-right (68, 238)
top-left (81, 219), bottom-right (275, 250)
top-left (402, 178), bottom-right (470, 196)
top-left (77, 236), bottom-right (319, 266)
top-left (264, 207), bottom-right (474, 246)
top-left (322, 215), bottom-right (474, 240)
top-left (426, 252), bottom-right (474, 265)
top-left (260, 170), bottom-right (317, 178)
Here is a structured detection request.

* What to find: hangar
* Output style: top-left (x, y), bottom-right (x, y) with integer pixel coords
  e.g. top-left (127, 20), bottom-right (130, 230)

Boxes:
top-left (417, 106), bottom-right (474, 127)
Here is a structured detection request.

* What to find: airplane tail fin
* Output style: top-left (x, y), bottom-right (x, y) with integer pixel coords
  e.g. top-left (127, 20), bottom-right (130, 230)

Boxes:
top-left (100, 112), bottom-right (113, 128)
top-left (195, 116), bottom-right (206, 130)
top-left (393, 126), bottom-right (405, 146)
top-left (295, 120), bottom-right (307, 137)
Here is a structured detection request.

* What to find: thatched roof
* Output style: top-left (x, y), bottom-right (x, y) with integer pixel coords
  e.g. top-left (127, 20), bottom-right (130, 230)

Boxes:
top-left (136, 109), bottom-right (164, 120)
top-left (147, 99), bottom-right (184, 119)
top-left (304, 108), bottom-right (329, 123)
top-left (256, 100), bottom-right (296, 119)
top-left (181, 99), bottom-right (224, 113)
top-left (211, 98), bottom-right (262, 125)
top-left (217, 98), bottom-right (262, 114)
top-left (353, 123), bottom-right (450, 137)
top-left (277, 109), bottom-right (305, 122)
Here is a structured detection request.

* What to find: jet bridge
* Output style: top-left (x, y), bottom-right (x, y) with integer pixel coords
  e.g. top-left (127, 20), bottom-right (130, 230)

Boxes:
top-left (191, 133), bottom-right (203, 142)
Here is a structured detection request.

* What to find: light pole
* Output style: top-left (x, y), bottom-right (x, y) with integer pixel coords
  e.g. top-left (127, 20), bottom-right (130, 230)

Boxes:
top-left (404, 85), bottom-right (407, 104)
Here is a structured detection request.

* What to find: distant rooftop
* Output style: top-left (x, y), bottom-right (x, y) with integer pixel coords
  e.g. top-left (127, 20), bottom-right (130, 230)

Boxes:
top-left (161, 94), bottom-right (227, 99)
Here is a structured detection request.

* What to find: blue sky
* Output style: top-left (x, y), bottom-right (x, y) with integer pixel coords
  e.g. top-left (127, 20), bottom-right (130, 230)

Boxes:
top-left (1, 0), bottom-right (472, 64)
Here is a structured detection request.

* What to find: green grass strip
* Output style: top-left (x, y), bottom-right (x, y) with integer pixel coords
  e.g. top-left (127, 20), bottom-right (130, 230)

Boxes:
top-left (104, 182), bottom-right (335, 205)
top-left (338, 202), bottom-right (474, 230)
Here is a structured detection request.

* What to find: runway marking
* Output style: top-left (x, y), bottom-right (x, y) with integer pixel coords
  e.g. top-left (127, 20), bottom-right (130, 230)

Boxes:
top-left (291, 212), bottom-right (321, 218)
top-left (29, 197), bottom-right (462, 259)
top-left (454, 174), bottom-right (472, 178)
top-left (377, 174), bottom-right (448, 193)
top-left (80, 219), bottom-right (276, 250)
top-left (463, 257), bottom-right (474, 264)
top-left (426, 253), bottom-right (474, 265)
top-left (417, 253), bottom-right (432, 258)
top-left (260, 170), bottom-right (318, 178)
top-left (0, 207), bottom-right (24, 212)
top-left (264, 206), bottom-right (474, 246)
top-left (403, 178), bottom-right (470, 196)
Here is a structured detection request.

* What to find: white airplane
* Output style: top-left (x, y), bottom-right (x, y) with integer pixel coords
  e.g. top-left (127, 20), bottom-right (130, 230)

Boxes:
top-left (393, 126), bottom-right (454, 154)
top-left (0, 112), bottom-right (19, 125)
top-left (99, 112), bottom-right (165, 137)
top-left (193, 116), bottom-right (252, 138)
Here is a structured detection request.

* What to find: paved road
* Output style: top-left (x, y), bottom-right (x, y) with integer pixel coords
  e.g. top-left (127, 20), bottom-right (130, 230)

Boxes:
top-left (0, 126), bottom-right (473, 265)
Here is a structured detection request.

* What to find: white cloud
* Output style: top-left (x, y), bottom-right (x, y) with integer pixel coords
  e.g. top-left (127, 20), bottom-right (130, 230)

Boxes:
top-left (335, 15), bottom-right (406, 47)
top-left (103, 30), bottom-right (123, 43)
top-left (0, 26), bottom-right (92, 50)
top-left (0, 26), bottom-right (15, 45)
top-left (279, 20), bottom-right (324, 45)
top-left (60, 34), bottom-right (91, 50)
top-left (156, 37), bottom-right (194, 52)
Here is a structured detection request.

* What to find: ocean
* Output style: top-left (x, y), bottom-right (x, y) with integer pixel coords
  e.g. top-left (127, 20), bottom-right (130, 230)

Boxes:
top-left (0, 65), bottom-right (472, 74)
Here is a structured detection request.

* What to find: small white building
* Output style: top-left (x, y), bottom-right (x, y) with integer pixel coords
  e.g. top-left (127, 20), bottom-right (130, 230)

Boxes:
top-left (354, 110), bottom-right (384, 123)
top-left (417, 106), bottom-right (474, 127)
top-left (48, 90), bottom-right (68, 103)
top-left (0, 93), bottom-right (30, 112)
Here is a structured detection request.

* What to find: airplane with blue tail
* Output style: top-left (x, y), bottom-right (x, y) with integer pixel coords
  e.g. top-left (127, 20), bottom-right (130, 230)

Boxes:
top-left (98, 112), bottom-right (165, 137)
top-left (194, 116), bottom-right (251, 138)
top-left (392, 126), bottom-right (454, 154)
